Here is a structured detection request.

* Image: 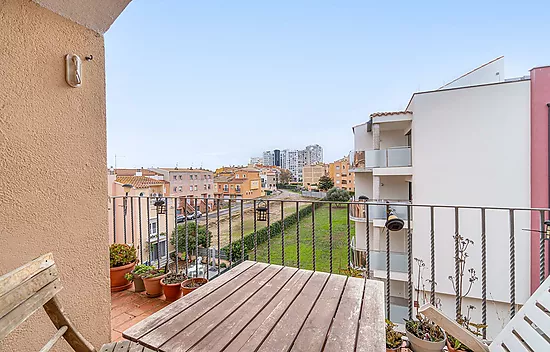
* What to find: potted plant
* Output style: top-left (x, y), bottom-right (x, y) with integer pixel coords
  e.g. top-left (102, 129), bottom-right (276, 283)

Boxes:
top-left (161, 272), bottom-right (188, 301)
top-left (141, 268), bottom-right (166, 297)
top-left (385, 320), bottom-right (403, 351)
top-left (405, 314), bottom-right (446, 352)
top-left (124, 264), bottom-right (154, 293)
top-left (109, 244), bottom-right (137, 292)
top-left (447, 335), bottom-right (473, 352)
top-left (181, 277), bottom-right (208, 296)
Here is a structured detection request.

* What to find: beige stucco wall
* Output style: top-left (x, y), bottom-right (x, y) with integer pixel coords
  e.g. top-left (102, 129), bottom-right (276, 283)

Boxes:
top-left (0, 0), bottom-right (110, 350)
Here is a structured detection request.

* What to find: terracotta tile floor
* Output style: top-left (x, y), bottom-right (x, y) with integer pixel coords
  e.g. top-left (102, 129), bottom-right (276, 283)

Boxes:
top-left (110, 288), bottom-right (170, 342)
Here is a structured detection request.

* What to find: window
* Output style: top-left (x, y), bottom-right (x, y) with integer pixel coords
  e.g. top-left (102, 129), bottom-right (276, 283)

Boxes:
top-left (178, 186), bottom-right (182, 192)
top-left (139, 192), bottom-right (144, 197)
top-left (179, 175), bottom-right (182, 180)
top-left (343, 165), bottom-right (346, 169)
top-left (336, 180), bottom-right (340, 184)
top-left (189, 186), bottom-right (193, 191)
top-left (236, 174), bottom-right (240, 179)
top-left (189, 175), bottom-right (193, 180)
top-left (224, 185), bottom-right (229, 192)
top-left (194, 185), bottom-right (198, 191)
top-left (236, 185), bottom-right (241, 192)
top-left (336, 173), bottom-right (340, 177)
top-left (149, 220), bottom-right (157, 235)
top-left (173, 175), bottom-right (177, 180)
top-left (336, 166), bottom-right (340, 170)
top-left (150, 240), bottom-right (167, 262)
top-left (173, 187), bottom-right (177, 192)
top-left (208, 184), bottom-right (211, 190)
top-left (242, 174), bottom-right (246, 178)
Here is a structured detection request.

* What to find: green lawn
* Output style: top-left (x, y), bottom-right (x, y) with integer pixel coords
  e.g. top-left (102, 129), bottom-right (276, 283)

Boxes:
top-left (252, 206), bottom-right (354, 273)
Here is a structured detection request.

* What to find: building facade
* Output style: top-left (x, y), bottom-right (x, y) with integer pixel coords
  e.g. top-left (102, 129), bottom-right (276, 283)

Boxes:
top-left (262, 151), bottom-right (275, 166)
top-left (302, 163), bottom-right (328, 190)
top-left (328, 156), bottom-right (355, 193)
top-left (150, 167), bottom-right (214, 199)
top-left (274, 149), bottom-right (281, 166)
top-left (214, 167), bottom-right (262, 199)
top-left (304, 144), bottom-right (323, 165)
top-left (349, 57), bottom-right (550, 338)
top-left (249, 156), bottom-right (263, 166)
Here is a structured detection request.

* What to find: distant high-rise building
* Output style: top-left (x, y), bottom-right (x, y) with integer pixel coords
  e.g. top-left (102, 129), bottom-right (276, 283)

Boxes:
top-left (304, 144), bottom-right (323, 165)
top-left (249, 156), bottom-right (263, 165)
top-left (274, 149), bottom-right (281, 167)
top-left (262, 151), bottom-right (274, 166)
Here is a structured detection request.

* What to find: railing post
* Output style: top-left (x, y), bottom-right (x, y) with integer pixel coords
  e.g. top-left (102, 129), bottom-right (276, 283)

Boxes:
top-left (184, 197), bottom-right (189, 276)
top-left (385, 223), bottom-right (391, 321)
top-left (241, 199), bottom-right (245, 263)
top-left (406, 204), bottom-right (412, 320)
top-left (329, 203), bottom-right (333, 274)
top-left (174, 198), bottom-right (178, 273)
top-left (430, 206), bottom-right (435, 305)
top-left (112, 198), bottom-right (116, 243)
top-left (147, 197), bottom-right (151, 264)
top-left (253, 199), bottom-right (257, 262)
top-left (347, 203), bottom-right (351, 268)
top-left (123, 195), bottom-right (128, 244)
top-left (138, 197), bottom-right (143, 263)
top-left (296, 201), bottom-right (300, 269)
top-left (195, 198), bottom-right (199, 276)
top-left (509, 209), bottom-right (516, 318)
top-left (205, 198), bottom-right (209, 280)
top-left (540, 210), bottom-right (546, 285)
top-left (156, 202), bottom-right (160, 269)
top-left (281, 201), bottom-right (285, 266)
top-left (267, 200), bottom-right (271, 264)
top-left (312, 202), bottom-right (316, 271)
top-left (481, 208), bottom-right (487, 339)
top-left (130, 197), bottom-right (135, 244)
top-left (365, 201), bottom-right (370, 279)
top-left (454, 207), bottom-right (460, 320)
top-left (217, 198), bottom-right (220, 276)
top-left (228, 199), bottom-right (232, 268)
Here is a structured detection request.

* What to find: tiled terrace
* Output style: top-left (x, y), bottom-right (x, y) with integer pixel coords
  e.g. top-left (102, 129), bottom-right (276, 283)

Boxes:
top-left (111, 287), bottom-right (170, 342)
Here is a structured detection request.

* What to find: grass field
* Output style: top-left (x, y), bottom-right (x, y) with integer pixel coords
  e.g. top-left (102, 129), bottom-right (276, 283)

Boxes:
top-left (252, 206), bottom-right (354, 273)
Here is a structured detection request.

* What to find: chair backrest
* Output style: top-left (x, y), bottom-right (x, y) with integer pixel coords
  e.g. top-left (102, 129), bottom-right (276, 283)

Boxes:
top-left (0, 253), bottom-right (62, 339)
top-left (490, 276), bottom-right (550, 351)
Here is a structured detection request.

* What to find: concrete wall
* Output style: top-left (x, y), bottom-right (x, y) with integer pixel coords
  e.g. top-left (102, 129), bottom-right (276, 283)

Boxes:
top-left (441, 56), bottom-right (504, 90)
top-left (411, 80), bottom-right (531, 338)
top-left (0, 0), bottom-right (110, 350)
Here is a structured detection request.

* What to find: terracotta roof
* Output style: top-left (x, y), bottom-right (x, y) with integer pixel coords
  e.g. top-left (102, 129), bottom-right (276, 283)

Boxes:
top-left (370, 111), bottom-right (412, 118)
top-left (159, 168), bottom-right (211, 173)
top-left (115, 176), bottom-right (167, 189)
top-left (114, 168), bottom-right (162, 177)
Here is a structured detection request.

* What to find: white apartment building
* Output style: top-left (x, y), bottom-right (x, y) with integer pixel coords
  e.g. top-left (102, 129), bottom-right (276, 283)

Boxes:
top-left (262, 151), bottom-right (275, 166)
top-left (249, 156), bottom-right (263, 165)
top-left (350, 57), bottom-right (550, 338)
top-left (305, 144), bottom-right (323, 165)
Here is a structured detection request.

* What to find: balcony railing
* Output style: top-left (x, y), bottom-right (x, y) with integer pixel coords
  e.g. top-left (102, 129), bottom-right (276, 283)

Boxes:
top-left (349, 147), bottom-right (411, 170)
top-left (109, 196), bottom-right (550, 339)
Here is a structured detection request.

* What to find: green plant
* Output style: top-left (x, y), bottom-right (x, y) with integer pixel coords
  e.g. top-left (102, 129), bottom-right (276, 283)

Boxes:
top-left (447, 334), bottom-right (473, 352)
top-left (170, 223), bottom-right (211, 255)
top-left (109, 244), bottom-right (137, 268)
top-left (141, 268), bottom-right (165, 279)
top-left (163, 272), bottom-right (188, 284)
top-left (183, 279), bottom-right (207, 288)
top-left (324, 187), bottom-right (350, 204)
top-left (318, 175), bottom-right (334, 191)
top-left (220, 262), bottom-right (227, 268)
top-left (124, 264), bottom-right (154, 281)
top-left (385, 319), bottom-right (403, 349)
top-left (405, 314), bottom-right (445, 342)
top-left (339, 266), bottom-right (363, 278)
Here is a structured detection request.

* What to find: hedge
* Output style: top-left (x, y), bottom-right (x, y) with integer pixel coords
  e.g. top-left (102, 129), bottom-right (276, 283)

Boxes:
top-left (221, 203), bottom-right (324, 261)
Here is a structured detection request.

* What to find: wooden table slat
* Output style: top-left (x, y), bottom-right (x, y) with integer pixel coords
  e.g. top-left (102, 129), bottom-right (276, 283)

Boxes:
top-left (324, 277), bottom-right (365, 352)
top-left (222, 269), bottom-right (314, 352)
top-left (186, 266), bottom-right (299, 352)
top-left (124, 263), bottom-right (386, 352)
top-left (256, 271), bottom-right (330, 352)
top-left (159, 265), bottom-right (288, 352)
top-left (123, 260), bottom-right (257, 340)
top-left (138, 262), bottom-right (270, 349)
top-left (291, 274), bottom-right (347, 352)
top-left (356, 279), bottom-right (386, 352)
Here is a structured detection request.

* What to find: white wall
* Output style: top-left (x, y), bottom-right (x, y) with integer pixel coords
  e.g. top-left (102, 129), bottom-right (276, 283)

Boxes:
top-left (440, 57), bottom-right (504, 90)
top-left (354, 173), bottom-right (373, 199)
top-left (379, 175), bottom-right (409, 200)
top-left (411, 80), bottom-right (531, 337)
top-left (353, 123), bottom-right (373, 151)
top-left (380, 130), bottom-right (408, 149)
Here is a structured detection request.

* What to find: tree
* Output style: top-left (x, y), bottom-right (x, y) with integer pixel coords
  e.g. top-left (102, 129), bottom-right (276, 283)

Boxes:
top-left (170, 222), bottom-right (212, 258)
top-left (279, 169), bottom-right (293, 184)
top-left (318, 175), bottom-right (334, 191)
top-left (324, 187), bottom-right (351, 204)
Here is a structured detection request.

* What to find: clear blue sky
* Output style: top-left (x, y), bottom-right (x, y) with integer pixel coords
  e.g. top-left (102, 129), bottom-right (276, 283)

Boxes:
top-left (106, 0), bottom-right (549, 170)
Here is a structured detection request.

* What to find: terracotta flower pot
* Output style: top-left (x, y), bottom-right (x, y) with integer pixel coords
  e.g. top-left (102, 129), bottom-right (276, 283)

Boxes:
top-left (133, 275), bottom-right (145, 293)
top-left (110, 261), bottom-right (136, 292)
top-left (181, 278), bottom-right (208, 296)
top-left (406, 330), bottom-right (446, 352)
top-left (161, 278), bottom-right (184, 301)
top-left (143, 274), bottom-right (166, 297)
top-left (386, 347), bottom-right (400, 352)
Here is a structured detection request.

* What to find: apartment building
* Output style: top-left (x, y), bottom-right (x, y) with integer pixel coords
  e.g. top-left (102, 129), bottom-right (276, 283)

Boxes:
top-left (249, 156), bottom-right (263, 166)
top-left (214, 167), bottom-right (262, 199)
top-left (258, 166), bottom-right (281, 191)
top-left (302, 163), bottom-right (328, 190)
top-left (349, 56), bottom-right (550, 337)
top-left (328, 156), bottom-right (355, 193)
top-left (304, 144), bottom-right (324, 165)
top-left (150, 167), bottom-right (214, 199)
top-left (107, 175), bottom-right (174, 267)
top-left (274, 149), bottom-right (281, 167)
top-left (262, 151), bottom-right (275, 166)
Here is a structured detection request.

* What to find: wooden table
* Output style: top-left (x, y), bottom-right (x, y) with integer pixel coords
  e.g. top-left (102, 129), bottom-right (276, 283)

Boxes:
top-left (123, 261), bottom-right (385, 352)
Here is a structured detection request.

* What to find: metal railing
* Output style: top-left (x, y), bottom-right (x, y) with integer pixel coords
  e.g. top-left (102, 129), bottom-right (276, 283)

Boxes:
top-left (109, 196), bottom-right (550, 339)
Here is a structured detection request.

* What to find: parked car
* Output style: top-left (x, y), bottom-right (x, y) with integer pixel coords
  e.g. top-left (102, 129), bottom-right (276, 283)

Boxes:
top-left (176, 215), bottom-right (185, 223)
top-left (186, 211), bottom-right (202, 220)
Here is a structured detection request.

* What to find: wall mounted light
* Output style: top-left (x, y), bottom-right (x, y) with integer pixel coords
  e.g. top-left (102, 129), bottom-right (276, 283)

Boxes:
top-left (65, 54), bottom-right (82, 88)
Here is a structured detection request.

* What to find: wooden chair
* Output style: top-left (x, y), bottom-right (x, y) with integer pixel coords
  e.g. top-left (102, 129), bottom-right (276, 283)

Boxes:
top-left (420, 274), bottom-right (550, 352)
top-left (0, 253), bottom-right (153, 352)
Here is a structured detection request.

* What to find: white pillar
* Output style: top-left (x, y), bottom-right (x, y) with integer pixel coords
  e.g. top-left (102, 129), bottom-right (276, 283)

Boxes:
top-left (372, 123), bottom-right (380, 150)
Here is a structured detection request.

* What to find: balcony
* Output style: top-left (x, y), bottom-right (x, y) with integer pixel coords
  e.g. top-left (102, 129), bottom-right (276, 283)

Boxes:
top-left (105, 195), bottom-right (549, 342)
top-left (350, 147), bottom-right (412, 174)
